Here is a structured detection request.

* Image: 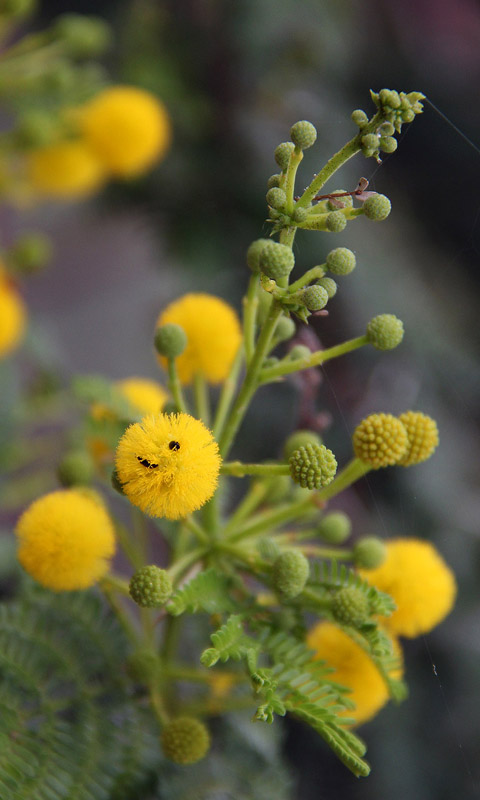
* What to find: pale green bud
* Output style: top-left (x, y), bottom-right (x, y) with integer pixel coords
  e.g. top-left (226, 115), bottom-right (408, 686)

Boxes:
top-left (317, 277), bottom-right (337, 298)
top-left (326, 247), bottom-right (356, 275)
top-left (266, 187), bottom-right (287, 209)
top-left (301, 284), bottom-right (329, 311)
top-left (366, 314), bottom-right (404, 350)
top-left (331, 586), bottom-right (370, 626)
top-left (378, 122), bottom-right (395, 136)
top-left (154, 324), bottom-right (187, 358)
top-left (273, 550), bottom-right (310, 599)
top-left (379, 136), bottom-right (398, 154)
top-left (274, 142), bottom-right (295, 171)
top-left (351, 109), bottom-right (368, 128)
top-left (289, 444), bottom-right (337, 489)
top-left (57, 451), bottom-right (94, 487)
top-left (288, 345), bottom-right (311, 360)
top-left (292, 206), bottom-right (308, 223)
top-left (361, 133), bottom-right (379, 150)
top-left (246, 238), bottom-right (269, 273)
top-left (326, 211), bottom-right (347, 233)
top-left (363, 194), bottom-right (391, 221)
top-left (274, 315), bottom-right (296, 342)
top-left (129, 565), bottom-right (173, 608)
top-left (290, 120), bottom-right (317, 150)
top-left (267, 173), bottom-right (282, 189)
top-left (161, 717), bottom-right (210, 765)
top-left (327, 190), bottom-right (353, 211)
top-left (318, 511), bottom-right (351, 544)
top-left (283, 430), bottom-right (322, 460)
top-left (353, 537), bottom-right (387, 569)
top-left (259, 241), bottom-right (295, 281)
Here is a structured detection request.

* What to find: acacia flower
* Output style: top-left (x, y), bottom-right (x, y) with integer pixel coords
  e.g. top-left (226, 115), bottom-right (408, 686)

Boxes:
top-left (115, 413), bottom-right (221, 519)
top-left (26, 140), bottom-right (106, 198)
top-left (360, 538), bottom-right (456, 637)
top-left (307, 621), bottom-right (403, 726)
top-left (156, 293), bottom-right (242, 385)
top-left (0, 274), bottom-right (26, 358)
top-left (16, 489), bottom-right (115, 591)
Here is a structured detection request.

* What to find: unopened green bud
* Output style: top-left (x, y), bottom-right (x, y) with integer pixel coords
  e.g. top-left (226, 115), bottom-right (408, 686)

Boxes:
top-left (53, 14), bottom-right (111, 57)
top-left (154, 323), bottom-right (187, 358)
top-left (331, 586), bottom-right (370, 626)
top-left (290, 120), bottom-right (317, 150)
top-left (127, 647), bottom-right (160, 684)
top-left (301, 284), bottom-right (329, 311)
top-left (263, 474), bottom-right (292, 504)
top-left (379, 136), bottom-right (398, 154)
top-left (351, 109), bottom-right (368, 128)
top-left (379, 89), bottom-right (401, 109)
top-left (274, 142), bottom-right (295, 171)
top-left (246, 238), bottom-right (269, 273)
top-left (402, 108), bottom-right (415, 123)
top-left (326, 247), bottom-right (356, 276)
top-left (326, 211), bottom-right (347, 233)
top-left (378, 122), bottom-right (395, 136)
top-left (361, 133), bottom-right (379, 151)
top-left (317, 277), bottom-right (337, 298)
top-left (283, 430), bottom-right (322, 460)
top-left (267, 173), bottom-right (282, 189)
top-left (266, 187), bottom-right (286, 209)
top-left (57, 451), bottom-right (95, 487)
top-left (289, 444), bottom-right (337, 489)
top-left (259, 241), bottom-right (295, 281)
top-left (161, 717), bottom-right (210, 765)
top-left (327, 190), bottom-right (353, 211)
top-left (292, 206), bottom-right (308, 223)
top-left (288, 344), bottom-right (311, 360)
top-left (353, 537), bottom-right (387, 569)
top-left (363, 194), bottom-right (391, 221)
top-left (318, 511), bottom-right (351, 544)
top-left (274, 315), bottom-right (296, 342)
top-left (273, 550), bottom-right (310, 599)
top-left (367, 314), bottom-right (404, 350)
top-left (129, 565), bottom-right (173, 608)
top-left (8, 232), bottom-right (52, 274)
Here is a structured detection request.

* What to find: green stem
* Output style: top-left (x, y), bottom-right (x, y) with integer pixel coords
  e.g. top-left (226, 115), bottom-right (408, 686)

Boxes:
top-left (212, 346), bottom-right (244, 440)
top-left (299, 544), bottom-right (354, 560)
top-left (164, 664), bottom-right (241, 684)
top-left (101, 573), bottom-right (131, 595)
top-left (99, 581), bottom-right (139, 644)
top-left (226, 494), bottom-right (319, 543)
top-left (315, 457), bottom-right (371, 503)
top-left (288, 265), bottom-right (326, 293)
top-left (193, 372), bottom-right (210, 425)
top-left (222, 480), bottom-right (269, 534)
top-left (243, 275), bottom-right (259, 365)
top-left (168, 546), bottom-right (208, 584)
top-left (259, 336), bottom-right (368, 383)
top-left (132, 508), bottom-right (149, 563)
top-left (220, 462), bottom-right (290, 478)
top-left (184, 515), bottom-right (210, 545)
top-left (114, 520), bottom-right (143, 570)
top-left (284, 146), bottom-right (303, 215)
top-left (167, 358), bottom-right (187, 412)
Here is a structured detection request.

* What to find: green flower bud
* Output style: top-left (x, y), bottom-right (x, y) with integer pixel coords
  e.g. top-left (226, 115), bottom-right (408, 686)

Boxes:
top-left (262, 356), bottom-right (279, 370)
top-left (289, 444), bottom-right (337, 489)
top-left (363, 194), bottom-right (391, 221)
top-left (290, 120), bottom-right (317, 150)
top-left (283, 430), bottom-right (322, 460)
top-left (127, 647), bottom-right (160, 684)
top-left (259, 241), bottom-right (295, 281)
top-left (274, 142), bottom-right (295, 171)
top-left (367, 314), bottom-right (404, 350)
top-left (331, 586), bottom-right (370, 626)
top-left (7, 232), bottom-right (52, 274)
top-left (262, 474), bottom-right (292, 504)
top-left (154, 323), bottom-right (187, 358)
top-left (57, 451), bottom-right (95, 487)
top-left (402, 108), bottom-right (415, 123)
top-left (318, 511), bottom-right (351, 544)
top-left (317, 277), bottom-right (337, 299)
top-left (326, 247), bottom-right (356, 276)
top-left (351, 109), bottom-right (369, 128)
top-left (361, 133), bottom-right (379, 151)
top-left (379, 136), bottom-right (398, 154)
top-left (379, 89), bottom-right (401, 109)
top-left (129, 565), bottom-right (173, 608)
top-left (301, 284), bottom-right (329, 311)
top-left (353, 537), bottom-right (387, 569)
top-left (326, 211), bottom-right (347, 233)
top-left (273, 550), bottom-right (310, 599)
top-left (378, 122), bottom-right (395, 136)
top-left (327, 190), bottom-right (353, 211)
top-left (53, 14), bottom-right (111, 57)
top-left (292, 206), bottom-right (308, 223)
top-left (161, 717), bottom-right (210, 765)
top-left (274, 315), bottom-right (296, 342)
top-left (266, 187), bottom-right (287, 209)
top-left (246, 238), bottom-right (269, 273)
top-left (288, 344), bottom-right (311, 360)
top-left (267, 173), bottom-right (282, 189)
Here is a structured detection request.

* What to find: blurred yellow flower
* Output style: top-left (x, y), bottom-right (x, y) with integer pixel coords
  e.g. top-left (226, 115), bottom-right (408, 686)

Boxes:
top-left (157, 293), bottom-right (242, 385)
top-left (360, 538), bottom-right (456, 637)
top-left (26, 140), bottom-right (106, 198)
top-left (0, 275), bottom-right (26, 358)
top-left (398, 411), bottom-right (439, 466)
top-left (16, 489), bottom-right (115, 591)
top-left (79, 86), bottom-right (171, 177)
top-left (91, 377), bottom-right (169, 421)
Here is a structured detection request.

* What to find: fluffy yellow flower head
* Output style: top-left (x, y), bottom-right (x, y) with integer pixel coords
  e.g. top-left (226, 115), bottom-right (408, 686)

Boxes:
top-left (156, 294), bottom-right (242, 385)
top-left (360, 538), bottom-right (456, 638)
top-left (115, 413), bottom-right (221, 519)
top-left (0, 276), bottom-right (26, 358)
top-left (353, 413), bottom-right (408, 468)
top-left (398, 411), bottom-right (439, 466)
top-left (16, 489), bottom-right (115, 591)
top-left (26, 140), bottom-right (106, 198)
top-left (307, 622), bottom-right (403, 726)
top-left (79, 86), bottom-right (171, 177)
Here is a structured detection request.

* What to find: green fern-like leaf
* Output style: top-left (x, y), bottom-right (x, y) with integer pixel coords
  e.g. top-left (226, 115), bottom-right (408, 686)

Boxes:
top-left (308, 560), bottom-right (396, 617)
top-left (168, 568), bottom-right (236, 617)
top-left (200, 615), bottom-right (257, 667)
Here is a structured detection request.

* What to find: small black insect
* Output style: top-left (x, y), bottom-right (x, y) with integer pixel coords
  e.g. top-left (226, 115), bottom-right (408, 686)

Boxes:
top-left (137, 456), bottom-right (159, 469)
top-left (169, 441), bottom-right (181, 451)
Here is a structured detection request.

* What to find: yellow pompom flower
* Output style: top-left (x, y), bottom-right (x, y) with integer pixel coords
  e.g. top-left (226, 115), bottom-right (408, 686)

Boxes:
top-left (115, 413), bottom-right (221, 519)
top-left (0, 277), bottom-right (27, 358)
top-left (156, 294), bottom-right (242, 385)
top-left (307, 622), bottom-right (403, 726)
top-left (398, 411), bottom-right (439, 466)
top-left (26, 140), bottom-right (106, 198)
top-left (79, 86), bottom-right (171, 177)
top-left (360, 538), bottom-right (456, 638)
top-left (16, 489), bottom-right (116, 591)
top-left (353, 413), bottom-right (408, 468)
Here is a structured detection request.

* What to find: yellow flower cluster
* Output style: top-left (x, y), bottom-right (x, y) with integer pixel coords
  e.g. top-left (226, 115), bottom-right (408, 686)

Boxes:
top-left (26, 86), bottom-right (171, 199)
top-left (16, 489), bottom-right (115, 591)
top-left (353, 411), bottom-right (439, 468)
top-left (156, 293), bottom-right (242, 385)
top-left (0, 269), bottom-right (26, 358)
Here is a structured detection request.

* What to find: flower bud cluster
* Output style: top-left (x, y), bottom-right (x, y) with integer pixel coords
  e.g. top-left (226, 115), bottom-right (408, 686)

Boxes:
top-left (289, 444), bottom-right (337, 489)
top-left (370, 89), bottom-right (425, 133)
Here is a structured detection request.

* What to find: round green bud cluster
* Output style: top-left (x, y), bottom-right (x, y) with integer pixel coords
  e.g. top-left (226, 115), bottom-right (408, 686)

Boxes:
top-left (129, 565), bottom-right (173, 608)
top-left (288, 344), bottom-right (311, 360)
top-left (267, 173), bottom-right (282, 189)
top-left (378, 122), bottom-right (395, 136)
top-left (266, 187), bottom-right (287, 209)
top-left (363, 194), bottom-right (391, 221)
top-left (8, 232), bottom-right (52, 274)
top-left (379, 136), bottom-right (398, 154)
top-left (259, 241), bottom-right (295, 281)
top-left (326, 211), bottom-right (347, 233)
top-left (273, 550), bottom-right (310, 599)
top-left (53, 14), bottom-right (112, 57)
top-left (289, 444), bottom-right (337, 489)
top-left (161, 717), bottom-right (210, 765)
top-left (372, 89), bottom-right (424, 130)
top-left (353, 537), bottom-right (387, 569)
top-left (326, 247), bottom-right (356, 276)
top-left (331, 586), bottom-right (370, 626)
top-left (57, 451), bottom-right (95, 487)
top-left (263, 474), bottom-right (292, 504)
top-left (290, 120), bottom-right (317, 150)
top-left (327, 190), bottom-right (353, 211)
top-left (361, 133), bottom-right (380, 151)
top-left (351, 109), bottom-right (368, 128)
top-left (318, 511), bottom-right (351, 544)
top-left (283, 429), bottom-right (322, 460)
top-left (367, 314), bottom-right (404, 350)
top-left (274, 315), bottom-right (296, 342)
top-left (292, 206), bottom-right (308, 223)
top-left (154, 323), bottom-right (187, 358)
top-left (246, 238), bottom-right (269, 273)
top-left (127, 647), bottom-right (160, 684)
top-left (301, 285), bottom-right (329, 312)
top-left (317, 277), bottom-right (337, 299)
top-left (274, 141), bottom-right (295, 171)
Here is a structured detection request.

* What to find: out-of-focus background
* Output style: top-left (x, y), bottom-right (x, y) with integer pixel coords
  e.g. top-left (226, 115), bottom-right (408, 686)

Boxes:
top-left (2, 1), bottom-right (480, 798)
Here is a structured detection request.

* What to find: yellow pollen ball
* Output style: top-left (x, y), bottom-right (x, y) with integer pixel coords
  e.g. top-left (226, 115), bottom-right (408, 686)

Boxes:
top-left (353, 413), bottom-right (408, 468)
top-left (156, 293), bottom-right (242, 385)
top-left (359, 538), bottom-right (456, 638)
top-left (307, 622), bottom-right (403, 726)
top-left (79, 86), bottom-right (172, 177)
top-left (398, 411), bottom-right (439, 466)
top-left (26, 140), bottom-right (106, 198)
top-left (115, 413), bottom-right (221, 519)
top-left (0, 278), bottom-right (27, 358)
top-left (16, 489), bottom-right (116, 591)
